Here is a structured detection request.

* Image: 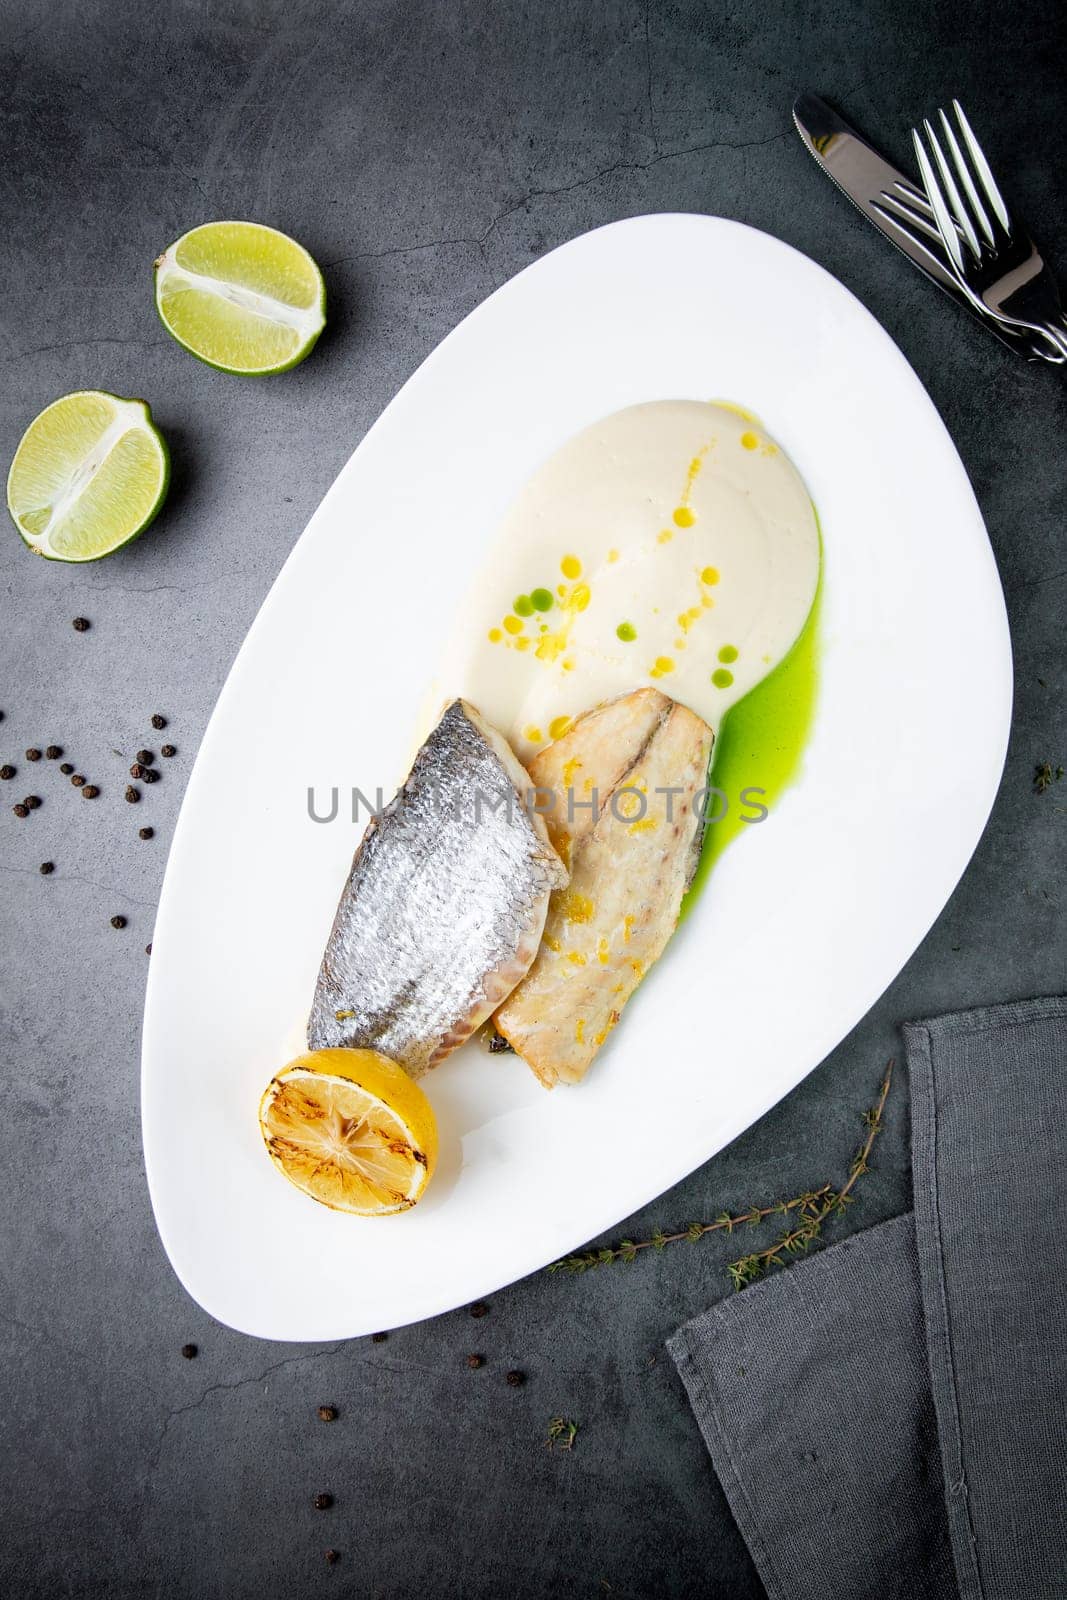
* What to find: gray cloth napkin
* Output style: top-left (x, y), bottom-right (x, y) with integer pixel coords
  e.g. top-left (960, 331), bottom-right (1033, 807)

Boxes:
top-left (669, 997), bottom-right (1067, 1600)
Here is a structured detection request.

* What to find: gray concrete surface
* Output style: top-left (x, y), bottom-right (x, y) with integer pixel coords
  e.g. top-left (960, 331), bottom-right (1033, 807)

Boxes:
top-left (1, 3), bottom-right (1064, 1596)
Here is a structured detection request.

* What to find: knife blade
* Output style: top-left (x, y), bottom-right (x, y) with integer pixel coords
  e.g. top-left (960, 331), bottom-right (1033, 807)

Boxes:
top-left (792, 92), bottom-right (1044, 360)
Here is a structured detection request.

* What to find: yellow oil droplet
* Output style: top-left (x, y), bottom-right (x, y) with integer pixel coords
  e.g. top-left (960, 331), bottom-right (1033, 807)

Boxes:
top-left (672, 506), bottom-right (695, 528)
top-left (561, 755), bottom-right (581, 787)
top-left (561, 891), bottom-right (595, 923)
top-left (702, 595), bottom-right (714, 609)
top-left (524, 725), bottom-right (543, 744)
top-left (515, 637), bottom-right (531, 652)
top-left (701, 566), bottom-right (720, 585)
top-left (503, 614), bottom-right (523, 635)
top-left (597, 938), bottom-right (610, 965)
top-left (630, 958), bottom-right (644, 979)
top-left (562, 658), bottom-right (575, 671)
top-left (714, 400), bottom-right (757, 423)
top-left (575, 1018), bottom-right (586, 1044)
top-left (657, 528), bottom-right (674, 544)
top-left (688, 606), bottom-right (702, 622)
top-left (556, 583), bottom-right (567, 598)
top-left (674, 638), bottom-right (686, 650)
top-left (568, 950), bottom-right (587, 967)
top-left (607, 548), bottom-right (619, 563)
top-left (630, 817), bottom-right (657, 834)
top-left (654, 656), bottom-right (675, 674)
top-left (561, 555), bottom-right (581, 579)
top-left (570, 582), bottom-right (590, 613)
top-left (623, 915), bottom-right (635, 945)
top-left (488, 627), bottom-right (502, 643)
top-left (740, 431), bottom-right (759, 451)
top-left (549, 714), bottom-right (573, 740)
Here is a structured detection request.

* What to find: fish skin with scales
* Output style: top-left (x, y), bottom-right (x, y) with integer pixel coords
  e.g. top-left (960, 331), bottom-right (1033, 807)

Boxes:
top-left (308, 699), bottom-right (567, 1076)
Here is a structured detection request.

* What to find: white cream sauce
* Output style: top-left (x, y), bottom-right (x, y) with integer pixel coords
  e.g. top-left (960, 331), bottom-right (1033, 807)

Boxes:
top-left (440, 401), bottom-right (819, 762)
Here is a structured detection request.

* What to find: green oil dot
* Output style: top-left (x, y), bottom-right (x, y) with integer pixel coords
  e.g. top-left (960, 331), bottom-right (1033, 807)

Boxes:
top-left (514, 594), bottom-right (534, 617)
top-left (616, 621), bottom-right (637, 642)
top-left (711, 667), bottom-right (734, 689)
top-left (718, 644), bottom-right (738, 664)
top-left (530, 587), bottom-right (554, 612)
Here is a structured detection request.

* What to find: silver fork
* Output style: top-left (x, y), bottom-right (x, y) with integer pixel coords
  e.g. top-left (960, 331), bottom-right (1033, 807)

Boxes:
top-left (911, 101), bottom-right (1067, 361)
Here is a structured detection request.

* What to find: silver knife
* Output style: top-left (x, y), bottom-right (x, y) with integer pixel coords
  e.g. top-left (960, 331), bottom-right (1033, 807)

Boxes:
top-left (792, 93), bottom-right (1045, 360)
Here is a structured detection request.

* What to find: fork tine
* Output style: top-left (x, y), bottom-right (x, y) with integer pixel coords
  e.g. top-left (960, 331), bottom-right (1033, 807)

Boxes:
top-left (923, 117), bottom-right (981, 260)
top-left (912, 129), bottom-right (965, 272)
top-left (939, 108), bottom-right (995, 247)
top-left (953, 99), bottom-right (1011, 233)
top-left (877, 187), bottom-right (946, 245)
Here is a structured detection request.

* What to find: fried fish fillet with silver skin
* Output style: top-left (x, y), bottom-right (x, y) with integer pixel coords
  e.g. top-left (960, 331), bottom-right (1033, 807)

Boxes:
top-left (527, 687), bottom-right (671, 863)
top-left (308, 700), bottom-right (567, 1077)
top-left (494, 699), bottom-right (713, 1088)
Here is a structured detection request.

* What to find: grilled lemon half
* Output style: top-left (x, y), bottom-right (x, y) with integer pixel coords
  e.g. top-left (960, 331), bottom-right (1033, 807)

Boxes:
top-left (259, 1048), bottom-right (437, 1216)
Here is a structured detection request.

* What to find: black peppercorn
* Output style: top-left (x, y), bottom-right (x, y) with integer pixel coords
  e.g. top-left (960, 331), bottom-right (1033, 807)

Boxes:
top-left (141, 766), bottom-right (159, 784)
top-left (125, 786), bottom-right (140, 803)
top-left (12, 804), bottom-right (28, 818)
top-left (111, 915), bottom-right (127, 929)
top-left (136, 749), bottom-right (154, 765)
top-left (0, 765), bottom-right (15, 780)
top-left (181, 1342), bottom-right (197, 1359)
top-left (314, 1493), bottom-right (333, 1511)
top-left (45, 745), bottom-right (62, 760)
top-left (324, 1549), bottom-right (339, 1566)
top-left (145, 943), bottom-right (152, 956)
top-left (317, 1405), bottom-right (337, 1422)
top-left (470, 1302), bottom-right (489, 1318)
top-left (371, 1331), bottom-right (387, 1343)
top-left (161, 744), bottom-right (176, 758)
top-left (25, 748), bottom-right (41, 762)
top-left (40, 861), bottom-right (55, 875)
top-left (72, 617), bottom-right (90, 631)
top-left (24, 795), bottom-right (41, 809)
top-left (505, 1370), bottom-right (526, 1388)
top-left (81, 785), bottom-right (99, 799)
top-left (59, 762), bottom-right (73, 775)
top-left (151, 713), bottom-right (167, 729)
top-left (466, 1354), bottom-right (484, 1369)
top-left (139, 826), bottom-right (154, 840)
top-left (130, 763), bottom-right (144, 780)
top-left (71, 774), bottom-right (85, 787)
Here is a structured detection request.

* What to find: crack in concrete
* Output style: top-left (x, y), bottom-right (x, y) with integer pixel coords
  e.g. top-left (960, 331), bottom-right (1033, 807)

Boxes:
top-left (1007, 566), bottom-right (1067, 592)
top-left (2, 336), bottom-right (171, 365)
top-left (325, 129), bottom-right (788, 270)
top-left (0, 861), bottom-right (159, 909)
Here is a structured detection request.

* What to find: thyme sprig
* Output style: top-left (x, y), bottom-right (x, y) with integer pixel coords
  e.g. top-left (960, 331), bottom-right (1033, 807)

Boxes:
top-left (546, 1416), bottom-right (579, 1450)
top-left (548, 1061), bottom-right (893, 1291)
top-left (726, 1061), bottom-right (892, 1289)
top-left (1034, 761), bottom-right (1063, 794)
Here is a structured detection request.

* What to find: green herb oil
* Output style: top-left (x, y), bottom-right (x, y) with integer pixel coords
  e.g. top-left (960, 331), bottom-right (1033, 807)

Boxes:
top-left (681, 552), bottom-right (822, 917)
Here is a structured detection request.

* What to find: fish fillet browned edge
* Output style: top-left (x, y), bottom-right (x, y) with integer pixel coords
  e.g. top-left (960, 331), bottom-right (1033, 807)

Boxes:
top-left (494, 689), bottom-right (713, 1087)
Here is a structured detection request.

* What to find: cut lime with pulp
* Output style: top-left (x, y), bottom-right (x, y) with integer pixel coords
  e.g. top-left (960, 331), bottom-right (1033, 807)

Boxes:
top-left (6, 391), bottom-right (170, 562)
top-left (154, 220), bottom-right (326, 375)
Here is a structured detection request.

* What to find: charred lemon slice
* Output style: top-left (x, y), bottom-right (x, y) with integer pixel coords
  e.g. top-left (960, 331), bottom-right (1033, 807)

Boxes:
top-left (259, 1048), bottom-right (437, 1215)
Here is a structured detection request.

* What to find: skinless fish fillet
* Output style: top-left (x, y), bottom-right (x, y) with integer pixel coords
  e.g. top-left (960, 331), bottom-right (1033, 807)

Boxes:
top-left (308, 699), bottom-right (567, 1077)
top-left (494, 692), bottom-right (713, 1088)
top-left (528, 687), bottom-right (671, 863)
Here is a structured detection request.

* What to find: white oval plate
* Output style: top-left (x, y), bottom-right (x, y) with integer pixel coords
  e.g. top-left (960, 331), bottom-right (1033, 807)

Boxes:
top-left (142, 216), bottom-right (1010, 1341)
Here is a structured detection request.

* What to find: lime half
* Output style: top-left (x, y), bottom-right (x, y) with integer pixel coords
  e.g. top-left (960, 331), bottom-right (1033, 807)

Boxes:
top-left (154, 221), bottom-right (326, 375)
top-left (7, 391), bottom-right (170, 562)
